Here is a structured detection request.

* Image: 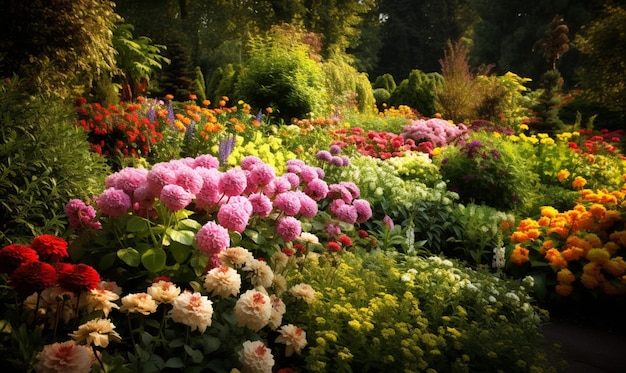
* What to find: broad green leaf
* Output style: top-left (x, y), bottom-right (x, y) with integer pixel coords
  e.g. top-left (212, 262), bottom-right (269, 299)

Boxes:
top-left (141, 248), bottom-right (167, 272)
top-left (167, 228), bottom-right (195, 246)
top-left (117, 247), bottom-right (141, 267)
top-left (165, 357), bottom-right (184, 369)
top-left (179, 218), bottom-right (202, 231)
top-left (170, 241), bottom-right (192, 264)
top-left (126, 215), bottom-right (148, 232)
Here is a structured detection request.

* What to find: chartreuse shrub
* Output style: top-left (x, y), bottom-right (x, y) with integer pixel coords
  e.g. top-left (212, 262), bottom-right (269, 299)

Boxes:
top-left (0, 77), bottom-right (108, 244)
top-left (322, 54), bottom-right (375, 114)
top-left (389, 69), bottom-right (443, 117)
top-left (285, 250), bottom-right (557, 372)
top-left (236, 25), bottom-right (327, 121)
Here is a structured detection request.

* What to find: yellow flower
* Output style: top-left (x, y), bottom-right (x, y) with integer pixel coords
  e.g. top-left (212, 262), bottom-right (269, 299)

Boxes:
top-left (586, 248), bottom-right (611, 264)
top-left (556, 269), bottom-right (575, 284)
top-left (557, 169), bottom-right (570, 182)
top-left (572, 176), bottom-right (587, 189)
top-left (519, 124), bottom-right (529, 131)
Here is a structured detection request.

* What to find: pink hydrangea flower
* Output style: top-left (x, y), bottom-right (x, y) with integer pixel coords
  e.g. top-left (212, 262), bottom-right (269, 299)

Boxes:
top-left (248, 193), bottom-right (273, 218)
top-left (248, 163), bottom-right (275, 186)
top-left (273, 192), bottom-right (301, 216)
top-left (304, 178), bottom-right (329, 201)
top-left (282, 173), bottom-right (301, 189)
top-left (160, 184), bottom-right (193, 211)
top-left (276, 217), bottom-right (301, 242)
top-left (96, 188), bottom-right (132, 217)
top-left (218, 168), bottom-right (247, 197)
top-left (263, 177), bottom-right (292, 198)
top-left (65, 199), bottom-right (101, 230)
top-left (193, 154), bottom-right (220, 169)
top-left (353, 199), bottom-right (372, 223)
top-left (196, 221), bottom-right (230, 257)
top-left (217, 197), bottom-right (252, 233)
top-left (240, 155), bottom-right (263, 170)
top-left (105, 167), bottom-right (148, 197)
top-left (146, 163), bottom-right (177, 194)
top-left (174, 166), bottom-right (203, 195)
top-left (297, 192), bottom-right (318, 218)
top-left (299, 166), bottom-right (318, 182)
top-left (334, 203), bottom-right (358, 224)
top-left (195, 167), bottom-right (223, 210)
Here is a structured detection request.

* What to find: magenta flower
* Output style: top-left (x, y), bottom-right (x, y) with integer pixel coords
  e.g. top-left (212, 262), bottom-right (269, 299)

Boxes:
top-left (175, 166), bottom-right (203, 195)
top-left (316, 150), bottom-right (332, 162)
top-left (146, 163), bottom-right (177, 194)
top-left (353, 199), bottom-right (372, 223)
top-left (195, 167), bottom-right (222, 210)
top-left (196, 221), bottom-right (230, 256)
top-left (297, 192), bottom-right (318, 218)
top-left (303, 178), bottom-right (328, 201)
top-left (240, 156), bottom-right (263, 170)
top-left (105, 167), bottom-right (148, 197)
top-left (65, 199), bottom-right (101, 230)
top-left (248, 163), bottom-right (275, 186)
top-left (160, 184), bottom-right (193, 211)
top-left (193, 154), bottom-right (220, 169)
top-left (96, 188), bottom-right (132, 217)
top-left (276, 217), bottom-right (302, 242)
top-left (273, 192), bottom-right (301, 216)
top-left (264, 177), bottom-right (291, 198)
top-left (299, 166), bottom-right (318, 183)
top-left (282, 173), bottom-right (301, 189)
top-left (248, 193), bottom-right (273, 218)
top-left (218, 168), bottom-right (247, 197)
top-left (334, 204), bottom-right (358, 224)
top-left (217, 197), bottom-right (253, 233)
top-left (382, 216), bottom-right (394, 230)
top-left (328, 184), bottom-right (353, 203)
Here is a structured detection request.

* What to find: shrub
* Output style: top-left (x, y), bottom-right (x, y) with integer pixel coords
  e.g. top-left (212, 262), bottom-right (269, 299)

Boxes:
top-left (0, 77), bottom-right (108, 244)
top-left (389, 69), bottom-right (443, 116)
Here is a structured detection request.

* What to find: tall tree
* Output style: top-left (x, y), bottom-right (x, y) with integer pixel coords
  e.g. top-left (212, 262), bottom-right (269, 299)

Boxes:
top-left (0, 0), bottom-right (119, 97)
top-left (373, 0), bottom-right (471, 81)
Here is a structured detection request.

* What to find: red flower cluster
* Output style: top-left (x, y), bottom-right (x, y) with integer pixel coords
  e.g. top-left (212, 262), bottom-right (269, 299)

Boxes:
top-left (571, 129), bottom-right (625, 158)
top-left (1, 236), bottom-right (102, 296)
top-left (75, 98), bottom-right (165, 159)
top-left (329, 127), bottom-right (419, 159)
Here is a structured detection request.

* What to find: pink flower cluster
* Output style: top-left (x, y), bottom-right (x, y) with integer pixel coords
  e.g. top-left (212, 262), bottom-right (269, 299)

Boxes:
top-left (401, 118), bottom-right (468, 155)
top-left (329, 127), bottom-right (419, 159)
top-left (78, 154), bottom-right (372, 266)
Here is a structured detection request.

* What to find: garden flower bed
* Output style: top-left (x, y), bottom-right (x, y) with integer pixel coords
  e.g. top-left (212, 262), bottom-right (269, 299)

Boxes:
top-left (2, 93), bottom-right (625, 373)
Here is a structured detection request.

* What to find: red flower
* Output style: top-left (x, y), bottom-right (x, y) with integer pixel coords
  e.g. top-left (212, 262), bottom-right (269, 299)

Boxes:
top-left (281, 247), bottom-right (295, 256)
top-left (293, 243), bottom-right (307, 253)
top-left (326, 241), bottom-right (341, 252)
top-left (29, 235), bottom-right (68, 262)
top-left (9, 261), bottom-right (58, 294)
top-left (152, 276), bottom-right (171, 283)
top-left (357, 229), bottom-right (369, 238)
top-left (57, 263), bottom-right (101, 293)
top-left (338, 235), bottom-right (353, 247)
top-left (0, 244), bottom-right (39, 274)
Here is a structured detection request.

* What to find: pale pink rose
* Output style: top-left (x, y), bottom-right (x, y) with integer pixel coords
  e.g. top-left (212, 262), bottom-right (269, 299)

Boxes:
top-left (217, 246), bottom-right (254, 269)
top-left (238, 340), bottom-right (274, 373)
top-left (170, 291), bottom-right (214, 333)
top-left (275, 324), bottom-right (307, 356)
top-left (34, 340), bottom-right (93, 373)
top-left (119, 293), bottom-right (158, 315)
top-left (147, 280), bottom-right (181, 304)
top-left (234, 290), bottom-right (272, 331)
top-left (242, 259), bottom-right (274, 288)
top-left (69, 319), bottom-right (121, 348)
top-left (268, 294), bottom-right (286, 330)
top-left (84, 288), bottom-right (120, 317)
top-left (204, 265), bottom-right (241, 298)
top-left (288, 283), bottom-right (316, 304)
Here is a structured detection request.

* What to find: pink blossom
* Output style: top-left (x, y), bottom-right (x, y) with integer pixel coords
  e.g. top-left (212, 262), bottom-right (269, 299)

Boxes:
top-left (297, 192), bottom-right (318, 218)
top-left (240, 155), bottom-right (263, 170)
top-left (328, 184), bottom-right (353, 203)
top-left (276, 217), bottom-right (302, 242)
top-left (248, 163), bottom-right (275, 186)
top-left (160, 184), bottom-right (192, 211)
top-left (217, 197), bottom-right (252, 233)
top-left (285, 159), bottom-right (305, 174)
top-left (105, 167), bottom-right (148, 197)
top-left (193, 154), bottom-right (220, 169)
top-left (303, 178), bottom-right (328, 201)
top-left (65, 199), bottom-right (101, 230)
top-left (248, 193), bottom-right (273, 218)
top-left (196, 221), bottom-right (230, 257)
top-left (34, 340), bottom-right (93, 373)
top-left (195, 167), bottom-right (222, 210)
top-left (264, 177), bottom-right (291, 198)
top-left (273, 192), bottom-right (301, 216)
top-left (353, 199), bottom-right (372, 223)
top-left (146, 163), bottom-right (177, 194)
top-left (282, 173), bottom-right (301, 189)
top-left (96, 188), bottom-right (132, 217)
top-left (174, 166), bottom-right (203, 195)
top-left (299, 166), bottom-right (318, 182)
top-left (218, 168), bottom-right (247, 197)
top-left (334, 203), bottom-right (358, 224)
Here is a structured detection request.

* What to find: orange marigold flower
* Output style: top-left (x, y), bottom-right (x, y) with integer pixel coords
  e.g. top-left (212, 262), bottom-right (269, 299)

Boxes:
top-left (580, 273), bottom-right (600, 289)
top-left (603, 241), bottom-right (620, 255)
top-left (265, 107), bottom-right (273, 114)
top-left (572, 176), bottom-right (587, 189)
top-left (588, 203), bottom-right (607, 219)
top-left (526, 229), bottom-right (541, 240)
top-left (537, 216), bottom-right (551, 227)
top-left (583, 262), bottom-right (602, 276)
top-left (189, 94), bottom-right (197, 100)
top-left (510, 231), bottom-right (529, 243)
top-left (547, 225), bottom-right (570, 239)
top-left (165, 94), bottom-right (174, 100)
top-left (600, 281), bottom-right (626, 295)
top-left (202, 99), bottom-right (211, 106)
top-left (610, 231), bottom-right (626, 246)
top-left (555, 284), bottom-right (573, 297)
top-left (586, 248), bottom-right (611, 264)
top-left (561, 247), bottom-right (584, 262)
top-left (545, 248), bottom-right (568, 269)
top-left (517, 218), bottom-right (539, 231)
top-left (572, 216), bottom-right (595, 231)
top-left (603, 257), bottom-right (626, 277)
top-left (557, 169), bottom-right (570, 182)
top-left (583, 233), bottom-right (602, 248)
top-left (509, 245), bottom-right (530, 265)
top-left (557, 268), bottom-right (576, 285)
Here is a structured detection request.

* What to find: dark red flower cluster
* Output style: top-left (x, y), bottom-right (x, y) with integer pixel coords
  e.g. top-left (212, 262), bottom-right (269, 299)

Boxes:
top-left (29, 234), bottom-right (68, 263)
top-left (0, 244), bottom-right (39, 273)
top-left (75, 98), bottom-right (166, 160)
top-left (570, 129), bottom-right (625, 159)
top-left (57, 263), bottom-right (101, 293)
top-left (329, 127), bottom-right (419, 159)
top-left (9, 261), bottom-right (58, 295)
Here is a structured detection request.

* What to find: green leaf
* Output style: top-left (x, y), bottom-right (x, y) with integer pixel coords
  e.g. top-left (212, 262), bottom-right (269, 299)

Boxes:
top-left (165, 357), bottom-right (185, 369)
top-left (118, 247), bottom-right (141, 267)
top-left (167, 228), bottom-right (195, 246)
top-left (179, 218), bottom-right (202, 231)
top-left (141, 248), bottom-right (167, 272)
top-left (126, 215), bottom-right (148, 232)
top-left (184, 345), bottom-right (204, 364)
top-left (170, 241), bottom-right (192, 264)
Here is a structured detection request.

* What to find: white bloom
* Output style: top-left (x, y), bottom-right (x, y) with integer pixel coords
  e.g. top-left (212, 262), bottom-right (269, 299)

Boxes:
top-left (288, 283), bottom-right (316, 304)
top-left (119, 293), bottom-right (158, 315)
top-left (268, 294), bottom-right (286, 330)
top-left (234, 290), bottom-right (272, 331)
top-left (170, 291), bottom-right (213, 333)
top-left (218, 246), bottom-right (254, 268)
top-left (147, 280), bottom-right (181, 304)
top-left (204, 265), bottom-right (241, 298)
top-left (238, 340), bottom-right (274, 373)
top-left (243, 259), bottom-right (274, 288)
top-left (275, 324), bottom-right (307, 356)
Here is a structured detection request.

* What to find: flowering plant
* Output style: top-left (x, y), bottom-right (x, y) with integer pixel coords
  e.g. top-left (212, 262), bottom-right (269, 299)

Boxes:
top-left (328, 127), bottom-right (420, 159)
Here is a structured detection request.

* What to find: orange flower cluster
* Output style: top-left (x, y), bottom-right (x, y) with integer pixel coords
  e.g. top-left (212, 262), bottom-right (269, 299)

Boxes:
top-left (509, 185), bottom-right (626, 296)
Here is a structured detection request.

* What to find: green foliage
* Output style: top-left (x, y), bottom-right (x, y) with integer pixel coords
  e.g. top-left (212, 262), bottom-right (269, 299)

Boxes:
top-left (372, 74), bottom-right (397, 92)
top-left (236, 25), bottom-right (328, 121)
top-left (435, 131), bottom-right (538, 212)
top-left (0, 0), bottom-right (120, 98)
top-left (206, 64), bottom-right (242, 105)
top-left (0, 77), bottom-right (108, 244)
top-left (289, 250), bottom-right (556, 372)
top-left (322, 54), bottom-right (375, 113)
top-left (389, 69), bottom-right (442, 116)
top-left (529, 69), bottom-right (566, 135)
top-left (193, 66), bottom-right (207, 102)
top-left (574, 5), bottom-right (626, 114)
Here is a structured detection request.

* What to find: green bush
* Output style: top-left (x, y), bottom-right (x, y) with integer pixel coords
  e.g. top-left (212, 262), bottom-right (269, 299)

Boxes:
top-left (389, 69), bottom-right (443, 116)
top-left (236, 26), bottom-right (327, 121)
top-left (0, 77), bottom-right (108, 244)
